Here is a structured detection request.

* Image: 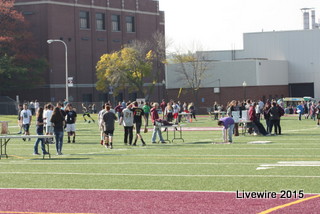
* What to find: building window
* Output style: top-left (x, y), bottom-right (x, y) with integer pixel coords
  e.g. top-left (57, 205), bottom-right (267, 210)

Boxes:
top-left (111, 14), bottom-right (121, 31)
top-left (126, 16), bottom-right (135, 32)
top-left (96, 13), bottom-right (105, 31)
top-left (80, 11), bottom-right (90, 29)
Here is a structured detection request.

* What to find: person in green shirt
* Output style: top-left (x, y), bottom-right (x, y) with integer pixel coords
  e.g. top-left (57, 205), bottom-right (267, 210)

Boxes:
top-left (142, 102), bottom-right (151, 126)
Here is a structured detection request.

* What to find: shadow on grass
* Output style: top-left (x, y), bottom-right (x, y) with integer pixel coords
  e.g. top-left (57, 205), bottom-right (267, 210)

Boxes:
top-left (180, 141), bottom-right (213, 145)
top-left (76, 133), bottom-right (99, 136)
top-left (74, 142), bottom-right (101, 145)
top-left (278, 133), bottom-right (320, 137)
top-left (30, 157), bottom-right (91, 161)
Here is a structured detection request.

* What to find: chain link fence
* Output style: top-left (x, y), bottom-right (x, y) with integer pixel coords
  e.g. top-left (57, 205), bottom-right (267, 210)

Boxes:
top-left (0, 96), bottom-right (18, 115)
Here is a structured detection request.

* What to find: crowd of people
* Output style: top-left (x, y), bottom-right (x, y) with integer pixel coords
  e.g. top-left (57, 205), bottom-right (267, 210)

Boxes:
top-left (17, 99), bottom-right (195, 155)
top-left (18, 101), bottom-right (77, 156)
top-left (216, 99), bottom-right (320, 143)
top-left (98, 99), bottom-right (195, 147)
top-left (17, 97), bottom-right (320, 154)
top-left (295, 101), bottom-right (320, 124)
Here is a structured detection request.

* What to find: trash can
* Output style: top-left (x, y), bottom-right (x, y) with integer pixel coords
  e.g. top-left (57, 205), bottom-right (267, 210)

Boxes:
top-left (0, 121), bottom-right (9, 134)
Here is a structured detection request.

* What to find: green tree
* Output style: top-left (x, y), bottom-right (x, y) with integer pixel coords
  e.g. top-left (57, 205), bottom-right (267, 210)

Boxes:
top-left (96, 46), bottom-right (154, 98)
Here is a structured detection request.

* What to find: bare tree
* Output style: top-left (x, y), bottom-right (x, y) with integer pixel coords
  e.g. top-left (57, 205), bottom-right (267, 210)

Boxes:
top-left (171, 47), bottom-right (211, 106)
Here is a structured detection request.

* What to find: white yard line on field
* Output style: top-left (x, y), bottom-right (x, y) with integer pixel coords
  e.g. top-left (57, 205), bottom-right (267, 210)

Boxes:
top-left (0, 171), bottom-right (319, 178)
top-left (0, 187), bottom-right (319, 195)
top-left (0, 161), bottom-right (265, 165)
top-left (256, 161), bottom-right (320, 170)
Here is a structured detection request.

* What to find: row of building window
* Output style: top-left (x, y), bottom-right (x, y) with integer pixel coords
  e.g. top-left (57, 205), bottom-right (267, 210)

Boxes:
top-left (80, 11), bottom-right (135, 32)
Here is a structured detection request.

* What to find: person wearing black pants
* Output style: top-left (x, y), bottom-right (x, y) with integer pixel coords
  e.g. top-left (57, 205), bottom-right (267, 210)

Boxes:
top-left (124, 126), bottom-right (134, 145)
top-left (119, 103), bottom-right (134, 145)
top-left (263, 102), bottom-right (271, 133)
top-left (268, 102), bottom-right (281, 135)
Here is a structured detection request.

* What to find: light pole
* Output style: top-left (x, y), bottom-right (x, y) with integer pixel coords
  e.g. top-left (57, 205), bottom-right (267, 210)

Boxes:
top-left (47, 39), bottom-right (69, 101)
top-left (242, 81), bottom-right (247, 100)
top-left (162, 79), bottom-right (166, 100)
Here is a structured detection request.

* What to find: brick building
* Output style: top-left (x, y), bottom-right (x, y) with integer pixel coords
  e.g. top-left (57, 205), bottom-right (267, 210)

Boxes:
top-left (14, 0), bottom-right (165, 103)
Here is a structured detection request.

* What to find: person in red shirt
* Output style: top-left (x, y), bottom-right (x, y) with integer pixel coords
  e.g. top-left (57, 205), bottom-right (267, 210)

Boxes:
top-left (114, 102), bottom-right (124, 119)
top-left (160, 99), bottom-right (166, 119)
top-left (249, 103), bottom-right (269, 136)
top-left (150, 103), bottom-right (165, 143)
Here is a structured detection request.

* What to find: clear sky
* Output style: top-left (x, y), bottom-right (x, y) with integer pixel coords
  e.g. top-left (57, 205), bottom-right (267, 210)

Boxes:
top-left (159, 0), bottom-right (320, 52)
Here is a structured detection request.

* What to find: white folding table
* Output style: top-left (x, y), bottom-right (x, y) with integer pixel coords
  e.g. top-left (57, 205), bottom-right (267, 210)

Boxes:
top-left (0, 135), bottom-right (55, 159)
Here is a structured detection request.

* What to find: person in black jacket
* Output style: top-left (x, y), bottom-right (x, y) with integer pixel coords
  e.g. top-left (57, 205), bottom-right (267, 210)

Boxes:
top-left (263, 102), bottom-right (271, 133)
top-left (268, 102), bottom-right (281, 135)
top-left (50, 106), bottom-right (65, 155)
top-left (33, 107), bottom-right (48, 155)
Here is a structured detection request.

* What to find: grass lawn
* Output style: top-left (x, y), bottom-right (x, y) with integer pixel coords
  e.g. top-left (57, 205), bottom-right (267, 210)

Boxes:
top-left (0, 113), bottom-right (319, 194)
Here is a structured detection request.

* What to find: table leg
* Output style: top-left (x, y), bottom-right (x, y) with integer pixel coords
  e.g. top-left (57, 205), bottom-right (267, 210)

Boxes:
top-left (0, 139), bottom-right (10, 159)
top-left (172, 126), bottom-right (184, 142)
top-left (159, 127), bottom-right (171, 143)
top-left (43, 139), bottom-right (52, 159)
top-left (5, 139), bottom-right (8, 158)
top-left (164, 127), bottom-right (171, 143)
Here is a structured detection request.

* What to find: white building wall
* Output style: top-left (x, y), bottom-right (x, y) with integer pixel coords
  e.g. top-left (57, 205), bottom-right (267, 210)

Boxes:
top-left (199, 50), bottom-right (246, 61)
top-left (200, 29), bottom-right (320, 100)
top-left (242, 30), bottom-right (320, 99)
top-left (166, 60), bottom-right (288, 89)
top-left (256, 60), bottom-right (288, 86)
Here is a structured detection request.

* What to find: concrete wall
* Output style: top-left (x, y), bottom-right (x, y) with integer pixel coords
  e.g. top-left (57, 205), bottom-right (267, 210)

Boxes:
top-left (256, 60), bottom-right (288, 86)
top-left (166, 60), bottom-right (288, 89)
top-left (202, 30), bottom-right (320, 100)
top-left (242, 30), bottom-right (320, 100)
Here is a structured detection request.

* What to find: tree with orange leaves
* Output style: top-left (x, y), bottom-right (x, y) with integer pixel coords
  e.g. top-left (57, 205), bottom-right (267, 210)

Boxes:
top-left (0, 0), bottom-right (24, 42)
top-left (0, 0), bottom-right (47, 94)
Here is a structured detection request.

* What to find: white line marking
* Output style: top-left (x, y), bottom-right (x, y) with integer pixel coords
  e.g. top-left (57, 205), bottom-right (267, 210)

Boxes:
top-left (260, 161), bottom-right (320, 167)
top-left (0, 171), bottom-right (319, 178)
top-left (256, 161), bottom-right (320, 170)
top-left (256, 167), bottom-right (274, 170)
top-left (279, 161), bottom-right (320, 164)
top-left (7, 147), bottom-right (320, 151)
top-left (0, 187), bottom-right (236, 193)
top-left (0, 187), bottom-right (319, 195)
top-left (2, 154), bottom-right (320, 159)
top-left (247, 141), bottom-right (272, 144)
top-left (2, 154), bottom-right (320, 158)
top-left (0, 162), bottom-right (263, 165)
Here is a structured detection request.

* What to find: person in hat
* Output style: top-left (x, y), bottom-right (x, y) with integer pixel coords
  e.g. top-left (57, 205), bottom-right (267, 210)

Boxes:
top-left (150, 103), bottom-right (165, 144)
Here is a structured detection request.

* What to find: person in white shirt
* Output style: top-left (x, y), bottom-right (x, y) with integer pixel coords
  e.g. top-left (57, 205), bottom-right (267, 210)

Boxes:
top-left (172, 101), bottom-right (180, 124)
top-left (43, 104), bottom-right (48, 132)
top-left (34, 100), bottom-right (40, 114)
top-left (255, 103), bottom-right (261, 122)
top-left (20, 104), bottom-right (32, 141)
top-left (43, 104), bottom-right (54, 135)
top-left (119, 103), bottom-right (134, 145)
top-left (258, 100), bottom-right (264, 121)
top-left (98, 104), bottom-right (107, 145)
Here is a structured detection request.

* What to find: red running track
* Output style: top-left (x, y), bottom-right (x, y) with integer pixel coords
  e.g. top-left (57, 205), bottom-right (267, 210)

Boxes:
top-left (0, 189), bottom-right (319, 214)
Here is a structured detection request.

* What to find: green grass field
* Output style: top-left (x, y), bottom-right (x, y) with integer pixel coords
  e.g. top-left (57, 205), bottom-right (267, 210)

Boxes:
top-left (0, 114), bottom-right (319, 194)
